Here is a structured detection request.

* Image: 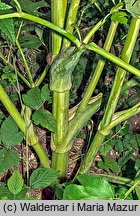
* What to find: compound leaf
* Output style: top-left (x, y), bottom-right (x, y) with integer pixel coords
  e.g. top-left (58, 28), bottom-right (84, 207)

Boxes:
top-left (111, 11), bottom-right (128, 24)
top-left (124, 0), bottom-right (140, 18)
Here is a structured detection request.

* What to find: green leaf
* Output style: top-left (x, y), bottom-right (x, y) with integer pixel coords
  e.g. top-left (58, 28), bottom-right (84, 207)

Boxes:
top-left (119, 124), bottom-right (130, 136)
top-left (0, 2), bottom-right (12, 10)
top-left (30, 168), bottom-right (58, 189)
top-left (22, 86), bottom-right (51, 109)
top-left (41, 84), bottom-right (52, 104)
top-left (0, 183), bottom-right (12, 200)
top-left (135, 134), bottom-right (140, 148)
top-left (98, 161), bottom-right (110, 172)
top-left (17, 0), bottom-right (48, 16)
top-left (135, 158), bottom-right (140, 172)
top-left (19, 35), bottom-right (42, 49)
top-left (118, 148), bottom-right (133, 167)
top-left (7, 170), bottom-right (24, 195)
top-left (0, 111), bottom-right (4, 125)
top-left (99, 142), bottom-right (112, 155)
top-left (22, 87), bottom-right (43, 109)
top-left (32, 109), bottom-right (56, 132)
top-left (63, 185), bottom-right (89, 200)
top-left (0, 116), bottom-right (24, 147)
top-left (11, 185), bottom-right (29, 200)
top-left (0, 183), bottom-right (28, 200)
top-left (77, 175), bottom-right (115, 199)
top-left (0, 19), bottom-right (15, 44)
top-left (130, 137), bottom-right (139, 149)
top-left (102, 156), bottom-right (121, 173)
top-left (63, 175), bottom-right (115, 200)
top-left (115, 186), bottom-right (130, 199)
top-left (52, 184), bottom-right (64, 200)
top-left (114, 139), bottom-right (124, 153)
top-left (0, 149), bottom-right (20, 173)
top-left (124, 0), bottom-right (140, 18)
top-left (135, 186), bottom-right (140, 199)
top-left (111, 11), bottom-right (128, 24)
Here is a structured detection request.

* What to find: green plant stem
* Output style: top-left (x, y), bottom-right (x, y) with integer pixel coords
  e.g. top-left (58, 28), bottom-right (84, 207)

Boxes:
top-left (94, 174), bottom-right (134, 186)
top-left (121, 77), bottom-right (140, 94)
top-left (123, 180), bottom-right (140, 200)
top-left (50, 1), bottom-right (81, 176)
top-left (0, 12), bottom-right (81, 48)
top-left (0, 52), bottom-right (31, 87)
top-left (100, 101), bottom-right (140, 135)
top-left (0, 85), bottom-right (50, 167)
top-left (56, 93), bottom-right (102, 153)
top-left (23, 106), bottom-right (50, 168)
top-left (78, 21), bottom-right (118, 111)
top-left (83, 15), bottom-right (110, 44)
top-left (77, 18), bottom-right (140, 175)
top-left (0, 12), bottom-right (139, 77)
top-left (35, 65), bottom-right (50, 87)
top-left (50, 0), bottom-right (71, 179)
top-left (63, 0), bottom-right (81, 48)
top-left (13, 0), bottom-right (22, 12)
top-left (51, 91), bottom-right (69, 177)
top-left (16, 40), bottom-right (34, 87)
top-left (52, 92), bottom-right (69, 148)
top-left (77, 131), bottom-right (105, 174)
top-left (51, 152), bottom-right (68, 179)
top-left (0, 84), bottom-right (26, 132)
top-left (86, 42), bottom-right (140, 78)
top-left (51, 0), bottom-right (67, 55)
top-left (83, 3), bottom-right (123, 44)
top-left (100, 18), bottom-right (140, 128)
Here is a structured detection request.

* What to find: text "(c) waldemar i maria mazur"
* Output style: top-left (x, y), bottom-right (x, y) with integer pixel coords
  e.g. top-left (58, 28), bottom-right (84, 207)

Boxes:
top-left (19, 202), bottom-right (138, 212)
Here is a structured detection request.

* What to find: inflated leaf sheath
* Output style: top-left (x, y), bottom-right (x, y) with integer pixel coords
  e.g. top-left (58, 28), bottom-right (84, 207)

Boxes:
top-left (50, 46), bottom-right (84, 92)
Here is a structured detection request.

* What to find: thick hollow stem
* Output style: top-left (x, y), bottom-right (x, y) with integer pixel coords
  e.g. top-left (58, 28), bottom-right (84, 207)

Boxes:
top-left (50, 0), bottom-right (71, 179)
top-left (63, 0), bottom-right (81, 49)
top-left (51, 91), bottom-right (69, 177)
top-left (51, 0), bottom-right (67, 55)
top-left (51, 152), bottom-right (68, 180)
top-left (56, 93), bottom-right (102, 154)
top-left (77, 18), bottom-right (140, 175)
